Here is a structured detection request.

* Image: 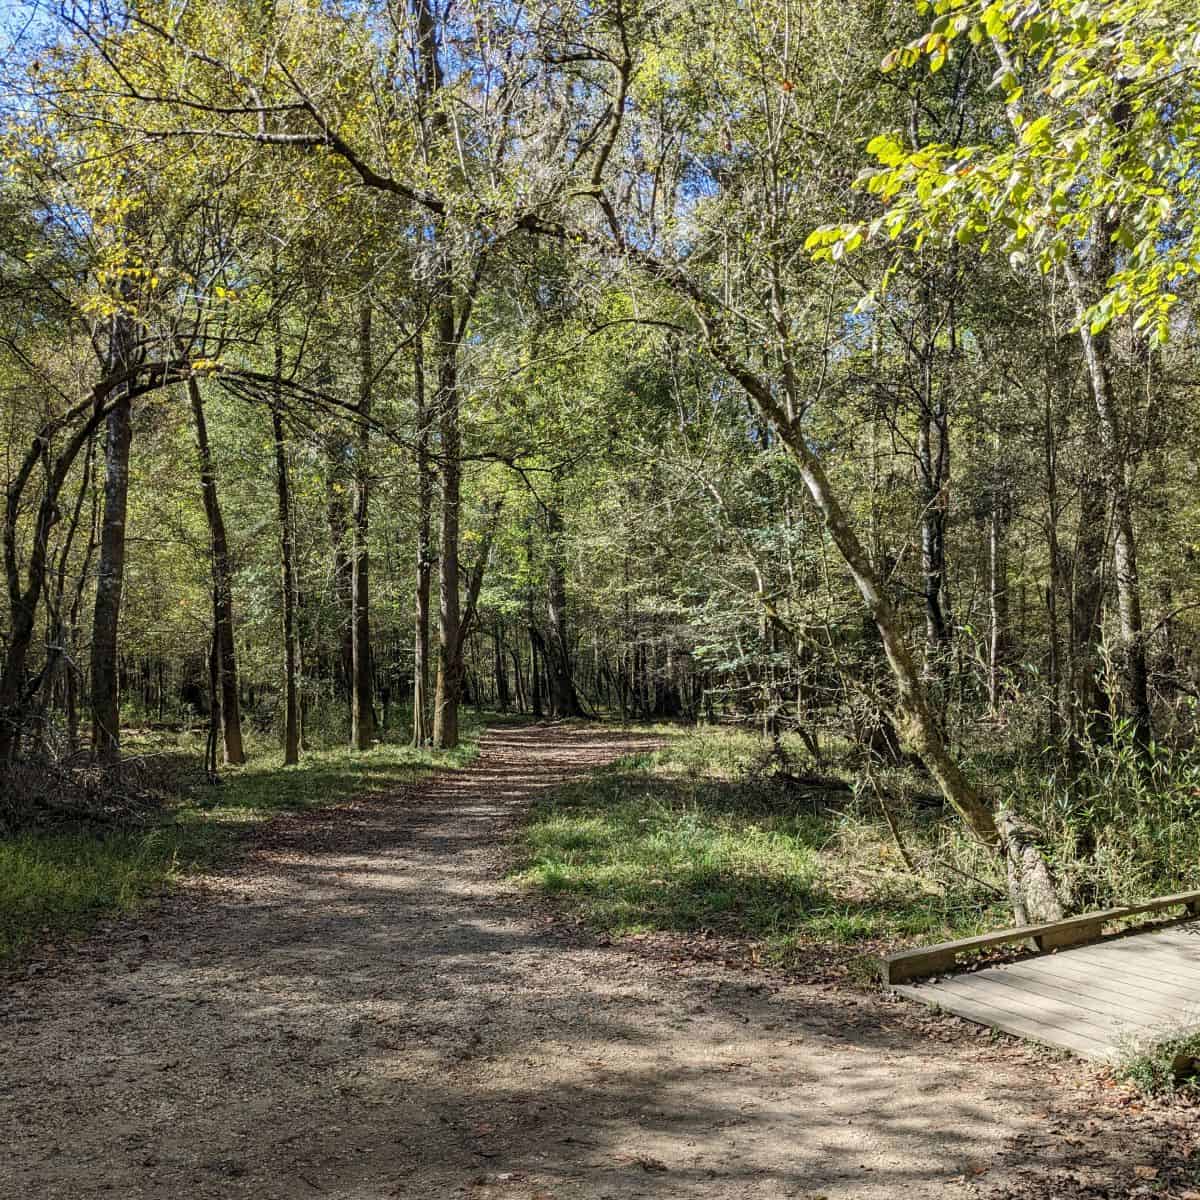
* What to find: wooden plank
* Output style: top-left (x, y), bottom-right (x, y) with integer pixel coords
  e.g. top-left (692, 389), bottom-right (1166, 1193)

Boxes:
top-left (896, 982), bottom-right (1112, 1059)
top-left (951, 967), bottom-right (1165, 1032)
top-left (937, 972), bottom-right (1136, 1040)
top-left (1054, 941), bottom-right (1200, 988)
top-left (1135, 926), bottom-right (1200, 955)
top-left (998, 944), bottom-right (1200, 994)
top-left (1035, 919), bottom-right (1105, 951)
top-left (881, 889), bottom-right (1200, 983)
top-left (1019, 948), bottom-right (1200, 1004)
top-left (1010, 953), bottom-right (1200, 1010)
top-left (934, 971), bottom-right (1121, 1038)
top-left (892, 913), bottom-right (1200, 1060)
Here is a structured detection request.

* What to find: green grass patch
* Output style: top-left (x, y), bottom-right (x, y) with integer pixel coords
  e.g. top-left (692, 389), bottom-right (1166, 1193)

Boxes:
top-left (0, 722), bottom-right (484, 964)
top-left (517, 726), bottom-right (1007, 966)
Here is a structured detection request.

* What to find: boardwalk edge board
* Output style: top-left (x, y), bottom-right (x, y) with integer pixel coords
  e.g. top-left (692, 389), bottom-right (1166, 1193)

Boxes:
top-left (880, 889), bottom-right (1200, 985)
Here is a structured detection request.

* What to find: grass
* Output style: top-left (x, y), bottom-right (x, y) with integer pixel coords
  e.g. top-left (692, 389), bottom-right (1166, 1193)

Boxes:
top-left (516, 725), bottom-right (1009, 970)
top-left (0, 720), bottom-right (484, 965)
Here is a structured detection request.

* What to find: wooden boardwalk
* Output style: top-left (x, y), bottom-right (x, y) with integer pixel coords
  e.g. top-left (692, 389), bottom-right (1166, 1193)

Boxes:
top-left (894, 920), bottom-right (1200, 1060)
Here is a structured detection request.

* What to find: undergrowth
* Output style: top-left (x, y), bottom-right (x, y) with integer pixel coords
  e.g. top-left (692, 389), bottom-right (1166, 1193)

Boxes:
top-left (518, 722), bottom-right (1200, 972)
top-left (1002, 728), bottom-right (1200, 913)
top-left (517, 726), bottom-right (1009, 968)
top-left (1115, 1026), bottom-right (1200, 1098)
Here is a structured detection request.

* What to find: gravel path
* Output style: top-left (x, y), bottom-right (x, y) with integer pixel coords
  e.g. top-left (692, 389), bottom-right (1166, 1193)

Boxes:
top-left (1, 725), bottom-right (1183, 1198)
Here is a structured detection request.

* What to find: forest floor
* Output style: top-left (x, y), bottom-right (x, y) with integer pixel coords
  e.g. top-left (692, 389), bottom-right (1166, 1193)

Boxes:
top-left (2, 723), bottom-right (1198, 1199)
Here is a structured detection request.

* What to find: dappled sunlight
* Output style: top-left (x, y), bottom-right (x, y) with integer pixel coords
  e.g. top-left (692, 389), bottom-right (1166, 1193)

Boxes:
top-left (518, 739), bottom-right (1008, 962)
top-left (1, 724), bottom-right (1083, 1199)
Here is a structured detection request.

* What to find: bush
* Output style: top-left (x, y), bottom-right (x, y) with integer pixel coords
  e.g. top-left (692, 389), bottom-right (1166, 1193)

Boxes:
top-left (1115, 1026), bottom-right (1200, 1098)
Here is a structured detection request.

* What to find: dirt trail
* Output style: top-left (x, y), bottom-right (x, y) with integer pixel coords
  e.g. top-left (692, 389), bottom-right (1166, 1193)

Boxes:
top-left (0, 725), bottom-right (1178, 1198)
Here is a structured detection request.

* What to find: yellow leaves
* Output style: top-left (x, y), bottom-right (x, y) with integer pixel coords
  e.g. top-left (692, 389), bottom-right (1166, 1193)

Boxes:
top-left (865, 132), bottom-right (906, 167)
top-left (1020, 114), bottom-right (1053, 148)
top-left (190, 359), bottom-right (221, 375)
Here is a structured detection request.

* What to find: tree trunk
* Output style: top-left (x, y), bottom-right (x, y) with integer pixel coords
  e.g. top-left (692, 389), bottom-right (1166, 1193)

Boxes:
top-left (494, 620), bottom-right (510, 712)
top-left (529, 624), bottom-right (544, 718)
top-left (432, 299), bottom-right (462, 750)
top-left (90, 391), bottom-right (133, 764)
top-left (916, 363), bottom-right (952, 673)
top-left (326, 441), bottom-right (353, 706)
top-left (1042, 358), bottom-right (1065, 742)
top-left (205, 623), bottom-right (221, 781)
top-left (544, 502), bottom-right (584, 718)
top-left (511, 646), bottom-right (526, 714)
top-left (270, 380), bottom-right (301, 766)
top-left (412, 330), bottom-right (433, 746)
top-left (1065, 249), bottom-right (1150, 747)
top-left (350, 301), bottom-right (377, 750)
top-left (188, 378), bottom-right (245, 765)
top-left (1068, 460), bottom-right (1108, 735)
top-left (703, 337), bottom-right (1063, 920)
top-left (988, 436), bottom-right (1009, 713)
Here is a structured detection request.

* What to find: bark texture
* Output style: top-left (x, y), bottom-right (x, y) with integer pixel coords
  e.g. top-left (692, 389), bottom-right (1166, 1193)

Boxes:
top-left (89, 391), bottom-right (133, 764)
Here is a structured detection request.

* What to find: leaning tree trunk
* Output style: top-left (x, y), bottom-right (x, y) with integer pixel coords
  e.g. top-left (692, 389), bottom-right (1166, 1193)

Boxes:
top-left (90, 390), bottom-right (133, 764)
top-left (706, 335), bottom-right (1064, 922)
top-left (188, 378), bottom-right (245, 765)
top-left (41, 432), bottom-right (97, 756)
top-left (0, 397), bottom-right (113, 764)
top-left (350, 301), bottom-right (377, 751)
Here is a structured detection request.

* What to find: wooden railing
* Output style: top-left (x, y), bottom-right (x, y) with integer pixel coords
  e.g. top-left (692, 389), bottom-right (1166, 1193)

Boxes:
top-left (881, 889), bottom-right (1200, 985)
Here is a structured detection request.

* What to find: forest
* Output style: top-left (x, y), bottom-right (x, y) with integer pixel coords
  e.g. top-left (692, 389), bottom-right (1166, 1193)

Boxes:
top-left (4, 0), bottom-right (1200, 1192)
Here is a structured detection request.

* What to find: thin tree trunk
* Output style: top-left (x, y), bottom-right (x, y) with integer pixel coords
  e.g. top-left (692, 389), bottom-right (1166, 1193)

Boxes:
top-left (188, 378), bottom-right (245, 765)
top-left (1043, 358), bottom-right (1065, 742)
top-left (432, 299), bottom-right (462, 750)
top-left (529, 624), bottom-right (544, 718)
top-left (270, 356), bottom-right (301, 766)
top-left (412, 330), bottom-right (433, 746)
top-left (494, 619), bottom-right (510, 712)
top-left (326, 443), bottom-right (353, 705)
top-left (205, 622), bottom-right (221, 781)
top-left (917, 355), bottom-right (952, 672)
top-left (544, 501), bottom-right (584, 718)
top-left (1065, 248), bottom-right (1150, 747)
top-left (511, 646), bottom-right (526, 714)
top-left (351, 301), bottom-right (377, 750)
top-left (1068, 460), bottom-right (1108, 735)
top-left (988, 433), bottom-right (1009, 712)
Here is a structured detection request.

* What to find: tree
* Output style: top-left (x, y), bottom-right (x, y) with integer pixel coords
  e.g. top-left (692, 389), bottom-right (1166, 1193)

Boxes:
top-left (811, 0), bottom-right (1200, 742)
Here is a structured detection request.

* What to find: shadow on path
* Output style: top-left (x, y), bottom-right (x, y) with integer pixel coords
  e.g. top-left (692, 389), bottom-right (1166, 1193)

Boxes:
top-left (0, 725), bottom-right (1184, 1199)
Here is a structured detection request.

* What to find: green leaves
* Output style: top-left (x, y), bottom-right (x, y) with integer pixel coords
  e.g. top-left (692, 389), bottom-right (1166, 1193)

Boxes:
top-left (814, 0), bottom-right (1200, 344)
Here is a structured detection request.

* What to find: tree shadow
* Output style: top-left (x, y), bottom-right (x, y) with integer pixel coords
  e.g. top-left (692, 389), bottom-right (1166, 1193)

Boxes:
top-left (4, 724), bottom-right (1190, 1199)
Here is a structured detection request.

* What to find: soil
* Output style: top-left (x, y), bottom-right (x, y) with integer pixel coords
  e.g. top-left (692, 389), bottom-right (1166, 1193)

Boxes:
top-left (2, 724), bottom-right (1197, 1199)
